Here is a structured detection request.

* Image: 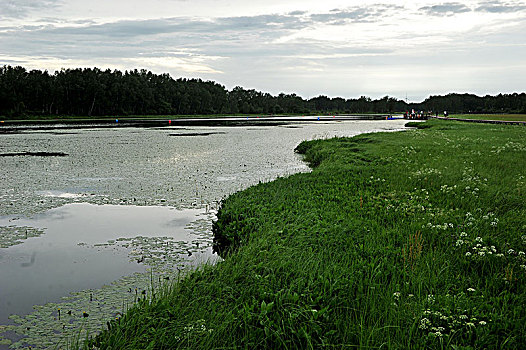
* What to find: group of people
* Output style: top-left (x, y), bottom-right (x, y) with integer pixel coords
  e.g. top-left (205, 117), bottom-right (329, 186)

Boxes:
top-left (403, 110), bottom-right (448, 119)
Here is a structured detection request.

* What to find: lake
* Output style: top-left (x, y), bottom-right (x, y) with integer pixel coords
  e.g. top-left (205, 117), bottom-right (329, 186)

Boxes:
top-left (0, 119), bottom-right (407, 348)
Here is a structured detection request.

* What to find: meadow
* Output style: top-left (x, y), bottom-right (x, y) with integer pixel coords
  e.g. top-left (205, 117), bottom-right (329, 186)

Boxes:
top-left (89, 119), bottom-right (526, 349)
top-left (450, 114), bottom-right (526, 122)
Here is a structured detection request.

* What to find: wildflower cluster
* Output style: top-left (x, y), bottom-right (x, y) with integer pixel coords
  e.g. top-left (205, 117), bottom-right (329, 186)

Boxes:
top-left (512, 238), bottom-right (526, 273)
top-left (401, 145), bottom-right (418, 155)
top-left (417, 291), bottom-right (489, 341)
top-left (455, 233), bottom-right (501, 260)
top-left (439, 184), bottom-right (457, 194)
top-left (373, 190), bottom-right (431, 216)
top-left (180, 319), bottom-right (213, 341)
top-left (482, 212), bottom-right (499, 227)
top-left (368, 176), bottom-right (386, 184)
top-left (461, 166), bottom-right (488, 186)
top-left (412, 167), bottom-right (442, 177)
top-left (423, 222), bottom-right (454, 231)
top-left (463, 210), bottom-right (499, 228)
top-left (490, 140), bottom-right (526, 154)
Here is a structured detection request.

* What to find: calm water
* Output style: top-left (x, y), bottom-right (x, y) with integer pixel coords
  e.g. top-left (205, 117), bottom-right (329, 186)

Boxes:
top-left (0, 119), bottom-right (407, 348)
top-left (0, 204), bottom-right (202, 323)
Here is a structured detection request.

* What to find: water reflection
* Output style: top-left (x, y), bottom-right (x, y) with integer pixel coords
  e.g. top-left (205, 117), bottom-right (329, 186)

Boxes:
top-left (0, 203), bottom-right (205, 325)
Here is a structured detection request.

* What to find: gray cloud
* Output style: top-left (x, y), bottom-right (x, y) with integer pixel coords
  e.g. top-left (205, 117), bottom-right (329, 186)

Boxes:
top-left (0, 0), bottom-right (63, 19)
top-left (1, 2), bottom-right (525, 99)
top-left (288, 10), bottom-right (306, 16)
top-left (476, 1), bottom-right (526, 13)
top-left (309, 5), bottom-right (403, 24)
top-left (420, 2), bottom-right (472, 15)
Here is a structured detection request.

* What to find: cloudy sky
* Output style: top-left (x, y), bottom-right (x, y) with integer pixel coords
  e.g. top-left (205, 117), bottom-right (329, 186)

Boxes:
top-left (1, 0), bottom-right (525, 101)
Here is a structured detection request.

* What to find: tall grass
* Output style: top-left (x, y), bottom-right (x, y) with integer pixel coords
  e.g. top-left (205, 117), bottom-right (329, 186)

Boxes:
top-left (449, 114), bottom-right (526, 122)
top-left (89, 119), bottom-right (526, 349)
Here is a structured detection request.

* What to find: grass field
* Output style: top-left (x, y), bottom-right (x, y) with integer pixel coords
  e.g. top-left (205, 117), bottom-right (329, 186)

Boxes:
top-left (450, 114), bottom-right (526, 122)
top-left (88, 119), bottom-right (526, 349)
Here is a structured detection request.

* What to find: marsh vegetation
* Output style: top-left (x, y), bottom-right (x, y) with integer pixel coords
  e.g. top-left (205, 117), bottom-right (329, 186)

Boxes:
top-left (91, 119), bottom-right (525, 349)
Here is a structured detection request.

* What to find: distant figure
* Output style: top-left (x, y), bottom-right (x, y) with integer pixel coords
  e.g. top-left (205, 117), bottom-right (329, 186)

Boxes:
top-left (444, 111), bottom-right (448, 117)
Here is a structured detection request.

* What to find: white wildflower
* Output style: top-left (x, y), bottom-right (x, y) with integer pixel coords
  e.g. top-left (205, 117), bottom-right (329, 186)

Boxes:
top-left (475, 237), bottom-right (483, 243)
top-left (419, 318), bottom-right (431, 329)
top-left (479, 321), bottom-right (487, 326)
top-left (465, 252), bottom-right (472, 257)
top-left (467, 288), bottom-right (476, 292)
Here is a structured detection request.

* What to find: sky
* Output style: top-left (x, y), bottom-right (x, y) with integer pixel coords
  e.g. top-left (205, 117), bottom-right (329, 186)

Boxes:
top-left (1, 0), bottom-right (525, 102)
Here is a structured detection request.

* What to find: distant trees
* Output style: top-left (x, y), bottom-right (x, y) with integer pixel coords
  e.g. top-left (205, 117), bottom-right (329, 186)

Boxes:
top-left (1, 65), bottom-right (525, 118)
top-left (414, 93), bottom-right (526, 114)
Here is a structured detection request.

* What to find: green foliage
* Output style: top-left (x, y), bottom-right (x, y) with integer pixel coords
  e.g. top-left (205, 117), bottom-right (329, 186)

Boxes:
top-left (90, 120), bottom-right (526, 349)
top-left (405, 121), bottom-right (433, 129)
top-left (3, 65), bottom-right (526, 119)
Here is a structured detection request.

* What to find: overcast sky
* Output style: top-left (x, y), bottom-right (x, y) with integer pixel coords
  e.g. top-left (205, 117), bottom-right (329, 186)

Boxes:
top-left (1, 0), bottom-right (525, 101)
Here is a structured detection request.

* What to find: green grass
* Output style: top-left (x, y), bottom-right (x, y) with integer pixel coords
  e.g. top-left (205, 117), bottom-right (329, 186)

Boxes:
top-left (450, 114), bottom-right (526, 122)
top-left (88, 119), bottom-right (526, 349)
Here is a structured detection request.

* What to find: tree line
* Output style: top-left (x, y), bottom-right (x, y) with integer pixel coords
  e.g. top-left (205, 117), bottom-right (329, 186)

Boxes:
top-left (1, 65), bottom-right (525, 118)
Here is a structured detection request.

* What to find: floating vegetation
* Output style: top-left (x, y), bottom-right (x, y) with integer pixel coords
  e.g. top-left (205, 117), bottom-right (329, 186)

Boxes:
top-left (2, 271), bottom-right (175, 349)
top-left (169, 132), bottom-right (226, 137)
top-left (0, 211), bottom-right (216, 349)
top-left (0, 152), bottom-right (68, 157)
top-left (0, 226), bottom-right (46, 248)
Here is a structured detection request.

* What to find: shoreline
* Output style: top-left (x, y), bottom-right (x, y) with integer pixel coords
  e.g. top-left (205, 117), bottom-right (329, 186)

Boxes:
top-left (89, 119), bottom-right (526, 349)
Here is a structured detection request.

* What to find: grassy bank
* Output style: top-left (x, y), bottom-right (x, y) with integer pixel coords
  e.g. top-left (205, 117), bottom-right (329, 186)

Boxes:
top-left (89, 119), bottom-right (526, 349)
top-left (450, 114), bottom-right (526, 122)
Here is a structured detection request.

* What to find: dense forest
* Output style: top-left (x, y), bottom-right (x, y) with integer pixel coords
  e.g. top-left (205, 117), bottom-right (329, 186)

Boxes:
top-left (1, 65), bottom-right (526, 118)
